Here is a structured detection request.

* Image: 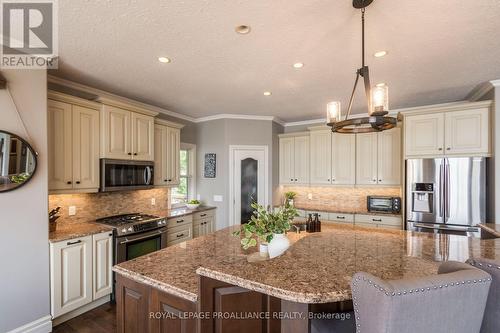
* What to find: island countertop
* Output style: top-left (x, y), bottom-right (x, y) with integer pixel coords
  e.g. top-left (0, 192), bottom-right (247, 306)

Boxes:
top-left (113, 224), bottom-right (500, 304)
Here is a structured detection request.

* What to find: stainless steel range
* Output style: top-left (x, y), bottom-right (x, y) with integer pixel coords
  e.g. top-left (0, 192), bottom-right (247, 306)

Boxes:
top-left (96, 213), bottom-right (168, 264)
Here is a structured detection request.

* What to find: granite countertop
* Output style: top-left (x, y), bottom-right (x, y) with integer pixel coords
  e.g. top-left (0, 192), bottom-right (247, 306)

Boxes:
top-left (113, 224), bottom-right (500, 304)
top-left (479, 224), bottom-right (500, 237)
top-left (49, 222), bottom-right (113, 243)
top-left (154, 206), bottom-right (216, 219)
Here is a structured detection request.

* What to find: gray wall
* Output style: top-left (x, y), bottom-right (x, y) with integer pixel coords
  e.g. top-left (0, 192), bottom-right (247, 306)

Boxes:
top-left (156, 113), bottom-right (197, 144)
top-left (0, 70), bottom-right (50, 331)
top-left (195, 119), bottom-right (284, 229)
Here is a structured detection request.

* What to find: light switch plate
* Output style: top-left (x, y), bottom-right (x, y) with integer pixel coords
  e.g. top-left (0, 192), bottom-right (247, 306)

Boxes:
top-left (213, 195), bottom-right (223, 202)
top-left (307, 193), bottom-right (313, 200)
top-left (151, 198), bottom-right (156, 206)
top-left (68, 206), bottom-right (76, 216)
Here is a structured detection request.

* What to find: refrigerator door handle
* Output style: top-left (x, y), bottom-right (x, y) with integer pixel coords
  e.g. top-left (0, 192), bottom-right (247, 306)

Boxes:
top-left (439, 163), bottom-right (444, 218)
top-left (445, 160), bottom-right (450, 219)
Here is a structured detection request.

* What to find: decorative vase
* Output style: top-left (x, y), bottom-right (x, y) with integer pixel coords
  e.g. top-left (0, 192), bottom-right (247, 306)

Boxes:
top-left (259, 243), bottom-right (269, 256)
top-left (268, 233), bottom-right (290, 259)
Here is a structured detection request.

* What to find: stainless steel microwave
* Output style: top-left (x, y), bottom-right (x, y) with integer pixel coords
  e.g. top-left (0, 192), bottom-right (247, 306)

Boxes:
top-left (100, 159), bottom-right (154, 192)
top-left (367, 196), bottom-right (401, 214)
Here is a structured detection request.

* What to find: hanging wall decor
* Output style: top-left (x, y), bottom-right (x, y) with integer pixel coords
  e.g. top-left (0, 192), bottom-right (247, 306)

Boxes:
top-left (204, 153), bottom-right (216, 178)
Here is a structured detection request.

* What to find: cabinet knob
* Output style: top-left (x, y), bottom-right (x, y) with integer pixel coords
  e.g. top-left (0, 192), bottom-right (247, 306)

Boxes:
top-left (76, 181), bottom-right (81, 184)
top-left (294, 179), bottom-right (298, 182)
top-left (379, 179), bottom-right (382, 182)
top-left (373, 179), bottom-right (377, 182)
top-left (290, 178), bottom-right (293, 182)
top-left (134, 153), bottom-right (138, 155)
top-left (446, 147), bottom-right (451, 151)
top-left (327, 179), bottom-right (330, 182)
top-left (164, 179), bottom-right (168, 182)
top-left (128, 152), bottom-right (132, 155)
top-left (332, 179), bottom-right (335, 182)
top-left (438, 148), bottom-right (443, 151)
top-left (67, 181), bottom-right (72, 184)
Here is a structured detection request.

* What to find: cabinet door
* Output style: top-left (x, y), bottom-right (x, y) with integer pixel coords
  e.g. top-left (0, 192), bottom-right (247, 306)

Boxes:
top-left (405, 113), bottom-right (444, 157)
top-left (356, 133), bottom-right (378, 185)
top-left (193, 222), bottom-right (203, 238)
top-left (279, 137), bottom-right (295, 185)
top-left (445, 108), bottom-right (489, 155)
top-left (93, 232), bottom-right (113, 300)
top-left (293, 136), bottom-right (310, 184)
top-left (154, 124), bottom-right (168, 186)
top-left (132, 113), bottom-right (154, 161)
top-left (331, 133), bottom-right (356, 185)
top-left (310, 131), bottom-right (332, 184)
top-left (101, 105), bottom-right (131, 159)
top-left (72, 106), bottom-right (100, 190)
top-left (48, 99), bottom-right (73, 190)
top-left (377, 128), bottom-right (401, 185)
top-left (50, 236), bottom-right (92, 318)
top-left (166, 126), bottom-right (181, 185)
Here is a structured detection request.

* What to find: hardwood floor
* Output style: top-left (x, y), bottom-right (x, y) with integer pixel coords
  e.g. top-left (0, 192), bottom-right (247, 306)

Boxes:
top-left (52, 303), bottom-right (116, 333)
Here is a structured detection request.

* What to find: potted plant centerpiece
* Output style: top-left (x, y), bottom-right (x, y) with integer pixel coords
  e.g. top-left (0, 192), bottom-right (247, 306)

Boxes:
top-left (233, 202), bottom-right (298, 258)
top-left (284, 191), bottom-right (297, 208)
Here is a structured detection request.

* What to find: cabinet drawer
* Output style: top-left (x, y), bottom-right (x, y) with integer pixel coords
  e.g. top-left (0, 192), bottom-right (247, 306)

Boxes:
top-left (194, 217), bottom-right (212, 226)
top-left (167, 224), bottom-right (192, 246)
top-left (193, 209), bottom-right (214, 221)
top-left (355, 214), bottom-right (402, 227)
top-left (167, 214), bottom-right (193, 229)
top-left (328, 213), bottom-right (355, 223)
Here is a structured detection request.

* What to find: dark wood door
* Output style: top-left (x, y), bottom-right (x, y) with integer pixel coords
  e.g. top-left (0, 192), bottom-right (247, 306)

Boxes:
top-left (149, 288), bottom-right (197, 333)
top-left (116, 275), bottom-right (150, 333)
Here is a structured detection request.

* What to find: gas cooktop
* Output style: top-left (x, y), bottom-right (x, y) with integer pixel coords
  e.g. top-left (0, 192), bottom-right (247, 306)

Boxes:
top-left (96, 213), bottom-right (167, 236)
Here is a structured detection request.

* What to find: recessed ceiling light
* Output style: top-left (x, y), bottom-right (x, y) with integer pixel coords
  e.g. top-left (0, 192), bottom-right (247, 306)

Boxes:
top-left (158, 57), bottom-right (171, 63)
top-left (235, 25), bottom-right (251, 34)
top-left (263, 91), bottom-right (272, 96)
top-left (374, 51), bottom-right (387, 58)
top-left (293, 62), bottom-right (304, 69)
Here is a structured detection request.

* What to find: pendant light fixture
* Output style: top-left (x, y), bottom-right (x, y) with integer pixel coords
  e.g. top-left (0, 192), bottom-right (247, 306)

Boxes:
top-left (326, 0), bottom-right (397, 133)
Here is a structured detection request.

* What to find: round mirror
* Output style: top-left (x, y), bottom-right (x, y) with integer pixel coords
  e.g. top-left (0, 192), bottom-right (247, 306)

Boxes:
top-left (0, 130), bottom-right (37, 192)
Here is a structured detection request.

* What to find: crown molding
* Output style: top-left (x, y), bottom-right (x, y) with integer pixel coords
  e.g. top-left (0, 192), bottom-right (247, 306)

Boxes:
top-left (194, 113), bottom-right (285, 125)
top-left (283, 118), bottom-right (325, 127)
top-left (467, 79), bottom-right (500, 101)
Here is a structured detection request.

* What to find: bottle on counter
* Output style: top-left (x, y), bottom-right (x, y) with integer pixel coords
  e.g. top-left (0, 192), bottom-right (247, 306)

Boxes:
top-left (314, 213), bottom-right (321, 232)
top-left (306, 214), bottom-right (313, 233)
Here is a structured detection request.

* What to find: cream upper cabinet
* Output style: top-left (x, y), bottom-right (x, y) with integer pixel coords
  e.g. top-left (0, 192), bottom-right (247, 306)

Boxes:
top-left (131, 112), bottom-right (154, 161)
top-left (50, 236), bottom-right (93, 318)
top-left (48, 99), bottom-right (73, 190)
top-left (310, 130), bottom-right (332, 184)
top-left (101, 105), bottom-right (131, 159)
top-left (154, 120), bottom-right (183, 186)
top-left (293, 135), bottom-right (310, 184)
top-left (72, 106), bottom-right (100, 190)
top-left (279, 134), bottom-right (309, 185)
top-left (356, 133), bottom-right (378, 185)
top-left (48, 92), bottom-right (100, 192)
top-left (100, 103), bottom-right (156, 161)
top-left (279, 137), bottom-right (295, 185)
top-left (444, 108), bottom-right (489, 155)
top-left (377, 128), bottom-right (401, 185)
top-left (92, 232), bottom-right (113, 300)
top-left (404, 101), bottom-right (491, 158)
top-left (404, 113), bottom-right (444, 157)
top-left (331, 133), bottom-right (356, 185)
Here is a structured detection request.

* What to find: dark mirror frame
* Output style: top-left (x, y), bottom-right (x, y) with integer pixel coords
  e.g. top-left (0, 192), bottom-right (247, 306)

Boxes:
top-left (0, 130), bottom-right (38, 193)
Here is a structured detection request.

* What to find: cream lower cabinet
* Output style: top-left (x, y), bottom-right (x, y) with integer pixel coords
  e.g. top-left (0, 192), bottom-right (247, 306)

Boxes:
top-left (356, 128), bottom-right (401, 185)
top-left (404, 101), bottom-right (491, 157)
top-left (279, 134), bottom-right (310, 185)
top-left (355, 214), bottom-right (402, 230)
top-left (50, 232), bottom-right (113, 318)
top-left (50, 236), bottom-right (93, 318)
top-left (193, 210), bottom-right (215, 238)
top-left (48, 93), bottom-right (100, 192)
top-left (100, 103), bottom-right (155, 161)
top-left (154, 120), bottom-right (183, 186)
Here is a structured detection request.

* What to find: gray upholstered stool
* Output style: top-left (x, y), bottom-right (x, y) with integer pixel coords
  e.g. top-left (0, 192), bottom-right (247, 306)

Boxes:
top-left (349, 261), bottom-right (491, 333)
top-left (467, 258), bottom-right (500, 333)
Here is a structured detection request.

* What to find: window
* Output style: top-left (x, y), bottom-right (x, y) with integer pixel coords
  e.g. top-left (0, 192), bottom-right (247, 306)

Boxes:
top-left (171, 144), bottom-right (196, 206)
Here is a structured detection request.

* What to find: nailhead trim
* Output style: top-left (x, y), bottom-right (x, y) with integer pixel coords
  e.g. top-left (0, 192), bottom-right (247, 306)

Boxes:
top-left (468, 259), bottom-right (500, 270)
top-left (351, 274), bottom-right (492, 333)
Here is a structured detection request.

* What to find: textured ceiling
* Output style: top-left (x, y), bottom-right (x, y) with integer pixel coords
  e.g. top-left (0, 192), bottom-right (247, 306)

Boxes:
top-left (52, 0), bottom-right (500, 122)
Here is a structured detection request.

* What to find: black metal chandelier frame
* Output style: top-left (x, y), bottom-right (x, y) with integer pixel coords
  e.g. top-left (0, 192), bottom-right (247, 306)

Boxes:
top-left (327, 0), bottom-right (397, 133)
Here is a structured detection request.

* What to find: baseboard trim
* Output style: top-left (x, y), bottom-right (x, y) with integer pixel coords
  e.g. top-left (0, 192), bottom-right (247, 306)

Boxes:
top-left (52, 295), bottom-right (111, 327)
top-left (6, 315), bottom-right (52, 333)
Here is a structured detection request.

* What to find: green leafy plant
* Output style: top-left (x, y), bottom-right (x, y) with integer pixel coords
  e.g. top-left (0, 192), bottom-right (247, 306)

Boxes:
top-left (10, 173), bottom-right (29, 184)
top-left (284, 191), bottom-right (297, 208)
top-left (188, 199), bottom-right (200, 204)
top-left (233, 203), bottom-right (298, 249)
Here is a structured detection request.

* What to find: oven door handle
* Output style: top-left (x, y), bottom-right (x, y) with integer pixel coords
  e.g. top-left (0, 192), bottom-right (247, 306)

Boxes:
top-left (118, 229), bottom-right (166, 245)
top-left (143, 166), bottom-right (152, 185)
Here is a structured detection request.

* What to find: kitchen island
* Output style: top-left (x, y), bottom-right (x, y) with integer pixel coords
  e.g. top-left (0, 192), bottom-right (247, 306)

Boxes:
top-left (113, 224), bottom-right (500, 333)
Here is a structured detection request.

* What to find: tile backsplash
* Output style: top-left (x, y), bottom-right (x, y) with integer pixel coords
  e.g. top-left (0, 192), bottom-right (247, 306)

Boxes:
top-left (280, 186), bottom-right (401, 213)
top-left (49, 188), bottom-right (170, 224)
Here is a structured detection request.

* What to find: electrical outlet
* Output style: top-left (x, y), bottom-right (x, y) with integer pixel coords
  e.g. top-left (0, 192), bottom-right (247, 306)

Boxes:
top-left (69, 206), bottom-right (76, 216)
top-left (151, 198), bottom-right (156, 206)
top-left (307, 193), bottom-right (313, 200)
top-left (213, 195), bottom-right (223, 202)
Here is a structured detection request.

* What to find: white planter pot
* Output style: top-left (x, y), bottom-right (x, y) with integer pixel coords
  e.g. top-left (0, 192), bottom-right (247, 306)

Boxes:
top-left (259, 243), bottom-right (269, 256)
top-left (268, 233), bottom-right (290, 259)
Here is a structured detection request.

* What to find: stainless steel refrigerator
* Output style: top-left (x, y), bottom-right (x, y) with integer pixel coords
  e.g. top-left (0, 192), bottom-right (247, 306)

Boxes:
top-left (406, 157), bottom-right (486, 236)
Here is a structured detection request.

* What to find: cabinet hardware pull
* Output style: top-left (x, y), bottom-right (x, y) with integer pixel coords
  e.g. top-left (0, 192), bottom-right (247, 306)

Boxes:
top-left (128, 152), bottom-right (132, 155)
top-left (134, 153), bottom-right (138, 155)
top-left (67, 181), bottom-right (72, 184)
top-left (176, 233), bottom-right (184, 238)
top-left (332, 179), bottom-right (335, 182)
top-left (327, 179), bottom-right (330, 182)
top-left (290, 178), bottom-right (293, 181)
top-left (373, 179), bottom-right (377, 182)
top-left (372, 219), bottom-right (382, 222)
top-left (177, 220), bottom-right (184, 223)
top-left (337, 216), bottom-right (345, 219)
top-left (378, 179), bottom-right (382, 182)
top-left (108, 233), bottom-right (113, 236)
top-left (67, 240), bottom-right (82, 245)
top-left (446, 148), bottom-right (451, 151)
top-left (76, 181), bottom-right (81, 184)
top-left (164, 179), bottom-right (168, 182)
top-left (295, 179), bottom-right (298, 182)
top-left (200, 214), bottom-right (206, 217)
top-left (438, 148), bottom-right (443, 151)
